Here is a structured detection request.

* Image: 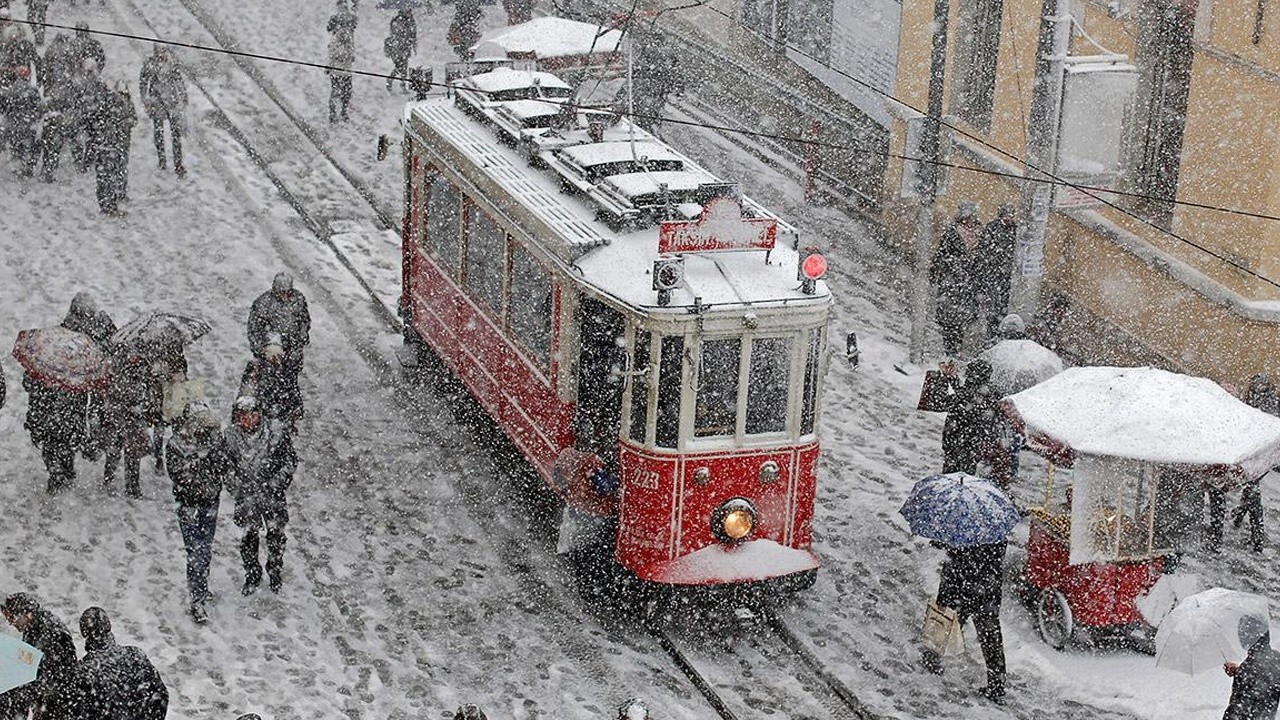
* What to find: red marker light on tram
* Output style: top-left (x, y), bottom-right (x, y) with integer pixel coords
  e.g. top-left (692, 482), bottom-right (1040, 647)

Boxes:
top-left (799, 246), bottom-right (826, 294)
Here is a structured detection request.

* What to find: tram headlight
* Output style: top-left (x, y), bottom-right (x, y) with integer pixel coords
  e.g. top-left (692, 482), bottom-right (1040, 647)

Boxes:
top-left (712, 498), bottom-right (758, 544)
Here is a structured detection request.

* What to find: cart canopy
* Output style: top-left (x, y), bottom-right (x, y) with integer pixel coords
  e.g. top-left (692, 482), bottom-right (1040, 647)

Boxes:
top-left (471, 18), bottom-right (625, 66)
top-left (1002, 366), bottom-right (1280, 478)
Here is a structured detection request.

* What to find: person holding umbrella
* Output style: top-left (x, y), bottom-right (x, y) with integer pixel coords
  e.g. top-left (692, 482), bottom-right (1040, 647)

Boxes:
top-left (0, 593), bottom-right (77, 719)
top-left (901, 472), bottom-right (1018, 705)
top-left (1223, 614), bottom-right (1280, 719)
top-left (19, 359), bottom-right (92, 494)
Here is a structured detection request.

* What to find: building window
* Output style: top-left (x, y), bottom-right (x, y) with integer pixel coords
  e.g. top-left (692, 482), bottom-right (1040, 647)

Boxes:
top-left (950, 0), bottom-right (1004, 132)
top-left (425, 173), bottom-right (461, 273)
top-left (464, 206), bottom-right (507, 316)
top-left (508, 243), bottom-right (552, 365)
top-left (1125, 0), bottom-right (1194, 226)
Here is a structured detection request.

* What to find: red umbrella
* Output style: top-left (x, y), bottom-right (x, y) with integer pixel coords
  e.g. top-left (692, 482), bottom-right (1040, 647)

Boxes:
top-left (11, 327), bottom-right (109, 392)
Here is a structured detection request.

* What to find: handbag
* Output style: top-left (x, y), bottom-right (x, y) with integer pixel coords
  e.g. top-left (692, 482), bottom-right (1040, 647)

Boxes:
top-left (921, 598), bottom-right (965, 656)
top-left (917, 369), bottom-right (957, 412)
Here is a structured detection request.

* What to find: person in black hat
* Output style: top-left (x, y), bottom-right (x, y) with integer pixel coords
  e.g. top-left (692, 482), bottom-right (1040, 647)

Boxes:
top-left (69, 607), bottom-right (169, 719)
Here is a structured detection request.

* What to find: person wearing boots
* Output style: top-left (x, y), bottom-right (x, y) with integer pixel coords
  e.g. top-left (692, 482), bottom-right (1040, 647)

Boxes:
top-left (922, 539), bottom-right (1008, 705)
top-left (226, 396), bottom-right (298, 595)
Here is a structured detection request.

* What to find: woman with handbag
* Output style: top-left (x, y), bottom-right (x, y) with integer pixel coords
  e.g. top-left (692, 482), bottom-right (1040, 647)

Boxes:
top-left (921, 539), bottom-right (1008, 705)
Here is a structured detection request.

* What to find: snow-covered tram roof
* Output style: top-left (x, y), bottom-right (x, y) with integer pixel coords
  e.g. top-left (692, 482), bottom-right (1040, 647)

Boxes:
top-left (404, 99), bottom-right (830, 313)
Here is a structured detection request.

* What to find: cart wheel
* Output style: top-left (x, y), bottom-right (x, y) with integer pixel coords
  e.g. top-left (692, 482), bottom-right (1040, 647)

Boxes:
top-left (1037, 588), bottom-right (1074, 650)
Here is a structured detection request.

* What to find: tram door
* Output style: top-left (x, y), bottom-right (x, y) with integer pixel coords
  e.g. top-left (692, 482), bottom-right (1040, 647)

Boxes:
top-left (575, 297), bottom-right (626, 468)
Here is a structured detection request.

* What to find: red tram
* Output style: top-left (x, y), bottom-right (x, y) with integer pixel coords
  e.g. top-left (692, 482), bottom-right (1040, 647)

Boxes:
top-left (398, 71), bottom-right (833, 588)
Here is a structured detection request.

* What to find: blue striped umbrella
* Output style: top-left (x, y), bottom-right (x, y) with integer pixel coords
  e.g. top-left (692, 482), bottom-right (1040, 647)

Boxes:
top-left (0, 633), bottom-right (42, 694)
top-left (899, 473), bottom-right (1020, 547)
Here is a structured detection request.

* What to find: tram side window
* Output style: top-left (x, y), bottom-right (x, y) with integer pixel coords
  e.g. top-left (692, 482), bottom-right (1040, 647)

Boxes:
top-left (695, 338), bottom-right (741, 438)
top-left (465, 206), bottom-right (507, 316)
top-left (800, 328), bottom-right (822, 436)
top-left (425, 174), bottom-right (461, 272)
top-left (629, 332), bottom-right (652, 444)
top-left (746, 337), bottom-right (792, 435)
top-left (655, 336), bottom-right (683, 448)
top-left (508, 243), bottom-right (552, 365)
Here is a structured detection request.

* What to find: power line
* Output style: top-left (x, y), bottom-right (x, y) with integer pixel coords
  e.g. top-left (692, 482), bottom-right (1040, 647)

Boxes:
top-left (15, 14), bottom-right (1280, 289)
top-left (693, 3), bottom-right (1280, 290)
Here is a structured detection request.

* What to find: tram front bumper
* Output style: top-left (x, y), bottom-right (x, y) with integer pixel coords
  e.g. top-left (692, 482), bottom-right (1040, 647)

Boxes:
top-left (639, 539), bottom-right (820, 586)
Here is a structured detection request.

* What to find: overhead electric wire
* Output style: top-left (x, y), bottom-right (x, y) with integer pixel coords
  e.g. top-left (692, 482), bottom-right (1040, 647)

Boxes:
top-left (16, 14), bottom-right (1280, 288)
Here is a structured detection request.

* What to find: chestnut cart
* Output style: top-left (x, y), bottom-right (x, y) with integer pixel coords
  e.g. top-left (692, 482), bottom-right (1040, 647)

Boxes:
top-left (1000, 367), bottom-right (1280, 649)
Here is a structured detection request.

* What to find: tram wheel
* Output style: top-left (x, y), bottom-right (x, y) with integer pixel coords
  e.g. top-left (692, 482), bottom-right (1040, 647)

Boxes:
top-left (1037, 588), bottom-right (1074, 650)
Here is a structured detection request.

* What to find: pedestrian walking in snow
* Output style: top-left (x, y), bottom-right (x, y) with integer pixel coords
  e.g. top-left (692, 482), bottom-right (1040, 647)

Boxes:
top-left (976, 203), bottom-right (1017, 340)
top-left (921, 540), bottom-right (1008, 705)
top-left (247, 272), bottom-right (311, 391)
top-left (326, 1), bottom-right (355, 123)
top-left (1232, 373), bottom-right (1280, 553)
top-left (167, 403), bottom-right (231, 623)
top-left (23, 371), bottom-right (89, 493)
top-left (448, 0), bottom-right (482, 60)
top-left (226, 395), bottom-right (298, 595)
top-left (1223, 614), bottom-right (1280, 720)
top-left (930, 202), bottom-right (984, 358)
top-left (502, 0), bottom-right (532, 24)
top-left (240, 346), bottom-right (304, 425)
top-left (0, 22), bottom-right (37, 86)
top-left (1, 66), bottom-right (41, 177)
top-left (940, 359), bottom-right (1005, 479)
top-left (39, 32), bottom-right (75, 94)
top-left (69, 21), bottom-right (105, 71)
top-left (139, 44), bottom-right (188, 177)
top-left (454, 705), bottom-right (489, 720)
top-left (27, 0), bottom-right (50, 45)
top-left (69, 607), bottom-right (169, 719)
top-left (88, 85), bottom-right (137, 217)
top-left (384, 8), bottom-right (416, 93)
top-left (102, 348), bottom-right (162, 497)
top-left (0, 593), bottom-right (78, 720)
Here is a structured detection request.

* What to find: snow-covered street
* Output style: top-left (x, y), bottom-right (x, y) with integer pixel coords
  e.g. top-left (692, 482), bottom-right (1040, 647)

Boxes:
top-left (1, 1), bottom-right (1277, 718)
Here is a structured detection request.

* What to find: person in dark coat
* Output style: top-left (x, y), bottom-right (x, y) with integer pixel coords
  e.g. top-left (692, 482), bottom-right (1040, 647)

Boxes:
top-left (1224, 614), bottom-right (1280, 720)
top-left (138, 44), bottom-right (187, 176)
top-left (975, 203), bottom-right (1017, 340)
top-left (69, 22), bottom-right (105, 72)
top-left (502, 0), bottom-right (532, 24)
top-left (102, 348), bottom-right (161, 497)
top-left (448, 0), bottom-right (482, 61)
top-left (166, 403), bottom-right (231, 623)
top-left (0, 593), bottom-right (77, 720)
top-left (325, 1), bottom-right (355, 123)
top-left (921, 541), bottom-right (1008, 704)
top-left (0, 23), bottom-right (37, 86)
top-left (27, 0), bottom-right (50, 45)
top-left (384, 9), bottom-right (416, 93)
top-left (930, 202), bottom-right (984, 358)
top-left (226, 396), bottom-right (298, 595)
top-left (39, 32), bottom-right (75, 95)
top-left (941, 359), bottom-right (1005, 479)
top-left (60, 293), bottom-right (116, 461)
top-left (247, 272), bottom-right (311, 388)
top-left (24, 372), bottom-right (89, 494)
top-left (87, 86), bottom-right (137, 217)
top-left (1233, 373), bottom-right (1280, 553)
top-left (1, 66), bottom-right (41, 177)
top-left (1, 363), bottom-right (6, 409)
top-left (240, 348), bottom-right (303, 425)
top-left (70, 607), bottom-right (169, 720)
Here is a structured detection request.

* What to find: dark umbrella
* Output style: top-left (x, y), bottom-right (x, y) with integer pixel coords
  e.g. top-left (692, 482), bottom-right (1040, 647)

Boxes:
top-left (111, 312), bottom-right (211, 352)
top-left (12, 327), bottom-right (109, 392)
top-left (899, 472), bottom-right (1020, 547)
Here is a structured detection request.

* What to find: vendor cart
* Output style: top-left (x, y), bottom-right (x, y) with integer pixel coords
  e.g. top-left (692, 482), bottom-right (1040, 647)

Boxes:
top-left (1001, 366), bottom-right (1280, 650)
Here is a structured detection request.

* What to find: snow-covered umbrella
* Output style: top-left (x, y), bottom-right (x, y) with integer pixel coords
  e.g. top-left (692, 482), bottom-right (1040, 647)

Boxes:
top-left (899, 472), bottom-right (1021, 547)
top-left (11, 327), bottom-right (109, 392)
top-left (1155, 588), bottom-right (1270, 675)
top-left (111, 312), bottom-right (212, 352)
top-left (978, 338), bottom-right (1063, 397)
top-left (0, 634), bottom-right (42, 694)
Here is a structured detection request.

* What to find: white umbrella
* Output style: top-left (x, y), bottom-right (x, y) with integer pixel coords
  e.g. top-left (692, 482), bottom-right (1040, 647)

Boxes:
top-left (1155, 588), bottom-right (1270, 675)
top-left (978, 339), bottom-right (1063, 397)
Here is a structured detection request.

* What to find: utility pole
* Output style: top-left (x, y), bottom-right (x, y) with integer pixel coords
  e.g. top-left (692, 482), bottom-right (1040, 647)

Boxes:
top-left (1011, 0), bottom-right (1071, 316)
top-left (907, 0), bottom-right (951, 364)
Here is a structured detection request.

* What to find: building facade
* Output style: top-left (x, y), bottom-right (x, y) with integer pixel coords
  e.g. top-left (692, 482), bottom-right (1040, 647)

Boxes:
top-left (886, 0), bottom-right (1280, 384)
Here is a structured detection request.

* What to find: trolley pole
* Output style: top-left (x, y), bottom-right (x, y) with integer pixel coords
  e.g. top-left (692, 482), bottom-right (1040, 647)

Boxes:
top-left (1011, 0), bottom-right (1071, 316)
top-left (907, 0), bottom-right (951, 364)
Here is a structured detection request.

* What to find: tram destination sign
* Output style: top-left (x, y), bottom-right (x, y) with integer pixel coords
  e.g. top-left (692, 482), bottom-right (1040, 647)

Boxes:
top-left (658, 196), bottom-right (778, 254)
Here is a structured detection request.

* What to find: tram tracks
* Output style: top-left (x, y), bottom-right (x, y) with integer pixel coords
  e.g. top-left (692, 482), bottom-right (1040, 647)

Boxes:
top-left (107, 0), bottom-right (896, 714)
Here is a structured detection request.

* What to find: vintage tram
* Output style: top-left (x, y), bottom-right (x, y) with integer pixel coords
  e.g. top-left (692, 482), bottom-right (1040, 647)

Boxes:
top-left (398, 70), bottom-right (833, 589)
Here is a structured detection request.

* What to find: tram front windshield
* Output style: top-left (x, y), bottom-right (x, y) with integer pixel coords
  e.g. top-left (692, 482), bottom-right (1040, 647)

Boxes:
top-left (627, 327), bottom-right (824, 449)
